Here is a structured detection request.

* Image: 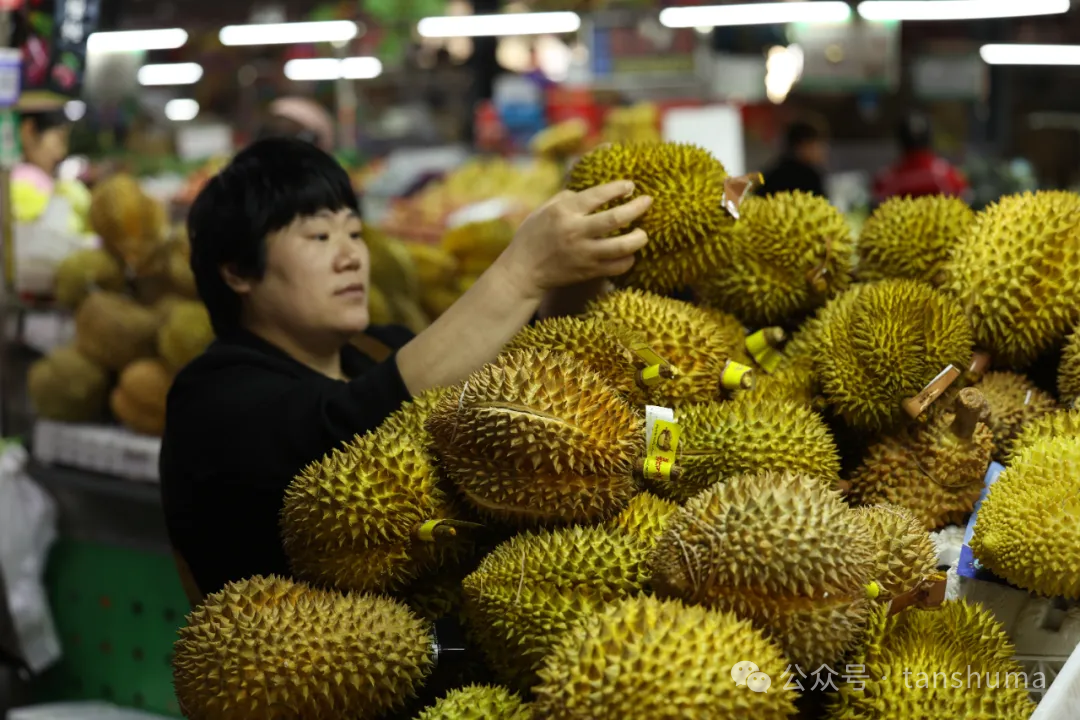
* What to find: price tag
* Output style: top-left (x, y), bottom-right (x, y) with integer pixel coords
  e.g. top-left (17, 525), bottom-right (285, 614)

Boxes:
top-left (0, 49), bottom-right (21, 108)
top-left (644, 405), bottom-right (674, 447)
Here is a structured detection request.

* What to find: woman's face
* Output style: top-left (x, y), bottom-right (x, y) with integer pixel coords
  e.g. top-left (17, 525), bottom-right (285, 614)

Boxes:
top-left (23, 123), bottom-right (71, 174)
top-left (234, 207), bottom-right (371, 340)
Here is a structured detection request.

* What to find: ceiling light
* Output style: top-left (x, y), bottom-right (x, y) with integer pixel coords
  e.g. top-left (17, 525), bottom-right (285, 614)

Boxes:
top-left (284, 56), bottom-right (383, 81)
top-left (417, 11), bottom-right (581, 38)
top-left (64, 100), bottom-right (86, 122)
top-left (86, 28), bottom-right (188, 53)
top-left (137, 62), bottom-right (203, 86)
top-left (165, 98), bottom-right (200, 122)
top-left (659, 2), bottom-right (852, 28)
top-left (980, 43), bottom-right (1080, 65)
top-left (858, 0), bottom-right (1068, 21)
top-left (219, 21), bottom-right (359, 46)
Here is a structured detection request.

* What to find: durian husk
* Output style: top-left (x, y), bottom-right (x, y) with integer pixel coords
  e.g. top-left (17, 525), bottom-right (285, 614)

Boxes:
top-left (426, 348), bottom-right (644, 526)
top-left (89, 173), bottom-right (169, 274)
top-left (53, 248), bottom-right (127, 310)
top-left (855, 505), bottom-right (939, 601)
top-left (158, 301), bottom-right (214, 372)
top-left (649, 471), bottom-right (876, 669)
top-left (530, 117), bottom-right (589, 159)
top-left (696, 190), bottom-right (854, 327)
top-left (441, 218), bottom-right (514, 267)
top-left (366, 227), bottom-right (421, 300)
top-left (825, 601), bottom-right (1037, 719)
top-left (172, 575), bottom-right (434, 720)
top-left (406, 242), bottom-right (459, 288)
top-left (1006, 406), bottom-right (1080, 464)
top-left (165, 236), bottom-right (198, 298)
top-left (27, 345), bottom-right (110, 422)
top-left (461, 525), bottom-right (650, 693)
top-left (532, 595), bottom-right (799, 720)
top-left (74, 291), bottom-right (160, 371)
top-left (604, 492), bottom-right (679, 548)
top-left (415, 684), bottom-right (533, 720)
top-left (970, 435), bottom-right (1080, 599)
top-left (855, 194), bottom-right (976, 286)
top-left (973, 370), bottom-right (1058, 461)
top-left (110, 358), bottom-right (172, 436)
top-left (737, 322), bottom-right (822, 408)
top-left (1060, 330), bottom-right (1080, 406)
top-left (942, 190), bottom-right (1080, 369)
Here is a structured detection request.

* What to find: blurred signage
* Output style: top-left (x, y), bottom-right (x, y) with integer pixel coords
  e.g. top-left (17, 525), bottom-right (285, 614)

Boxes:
top-left (18, 0), bottom-right (101, 102)
top-left (789, 20), bottom-right (899, 93)
top-left (912, 54), bottom-right (987, 101)
top-left (588, 14), bottom-right (698, 78)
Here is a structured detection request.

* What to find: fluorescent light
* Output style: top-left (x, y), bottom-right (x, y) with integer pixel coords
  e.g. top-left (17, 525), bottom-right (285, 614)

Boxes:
top-left (86, 28), bottom-right (188, 53)
top-left (858, 0), bottom-right (1068, 21)
top-left (284, 56), bottom-right (383, 81)
top-left (165, 98), bottom-right (199, 122)
top-left (417, 11), bottom-right (581, 37)
top-left (219, 21), bottom-right (358, 46)
top-left (659, 2), bottom-right (852, 28)
top-left (980, 44), bottom-right (1080, 65)
top-left (64, 100), bottom-right (86, 122)
top-left (137, 62), bottom-right (203, 86)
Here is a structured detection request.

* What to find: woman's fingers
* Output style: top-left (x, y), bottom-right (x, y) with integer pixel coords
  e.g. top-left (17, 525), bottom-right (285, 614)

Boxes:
top-left (569, 180), bottom-right (636, 214)
top-left (580, 195), bottom-right (653, 236)
top-left (588, 228), bottom-right (649, 261)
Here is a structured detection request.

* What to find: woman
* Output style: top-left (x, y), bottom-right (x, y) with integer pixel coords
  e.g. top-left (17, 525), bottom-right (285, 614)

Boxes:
top-left (159, 137), bottom-right (653, 601)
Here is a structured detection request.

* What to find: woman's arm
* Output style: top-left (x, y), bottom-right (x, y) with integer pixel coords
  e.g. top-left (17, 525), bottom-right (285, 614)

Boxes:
top-left (394, 181), bottom-right (652, 394)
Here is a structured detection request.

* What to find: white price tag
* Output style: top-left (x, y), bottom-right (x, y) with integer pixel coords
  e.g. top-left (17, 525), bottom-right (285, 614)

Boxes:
top-left (644, 405), bottom-right (675, 447)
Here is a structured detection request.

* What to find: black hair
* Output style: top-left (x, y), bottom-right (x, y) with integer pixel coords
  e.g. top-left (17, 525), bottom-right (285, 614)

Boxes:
top-left (187, 136), bottom-right (359, 337)
top-left (899, 111), bottom-right (933, 152)
top-left (784, 120), bottom-right (825, 153)
top-left (21, 108), bottom-right (70, 133)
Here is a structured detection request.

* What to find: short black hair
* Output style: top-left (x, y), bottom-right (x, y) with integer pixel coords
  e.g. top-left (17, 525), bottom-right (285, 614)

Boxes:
top-left (899, 111), bottom-right (932, 152)
top-left (21, 109), bottom-right (70, 133)
top-left (187, 136), bottom-right (359, 337)
top-left (784, 120), bottom-right (824, 152)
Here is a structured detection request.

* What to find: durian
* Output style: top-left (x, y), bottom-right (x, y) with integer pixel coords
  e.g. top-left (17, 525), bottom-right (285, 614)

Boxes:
top-left (89, 173), bottom-right (168, 273)
top-left (814, 279), bottom-right (973, 432)
top-left (604, 492), bottom-right (679, 547)
top-left (650, 471), bottom-right (875, 669)
top-left (855, 505), bottom-right (939, 601)
top-left (441, 218), bottom-right (515, 274)
top-left (739, 323), bottom-right (821, 408)
top-left (172, 575), bottom-right (434, 720)
top-left (415, 685), bottom-right (532, 720)
top-left (74, 291), bottom-right (160, 371)
top-left (856, 194), bottom-right (975, 286)
top-left (461, 525), bottom-right (650, 692)
top-left (656, 396), bottom-right (840, 502)
top-left (973, 370), bottom-right (1058, 460)
top-left (282, 394), bottom-right (466, 594)
top-left (426, 348), bottom-right (644, 526)
top-left (826, 601), bottom-right (1037, 719)
top-left (1006, 406), bottom-right (1080, 463)
top-left (970, 435), bottom-right (1080, 599)
top-left (530, 117), bottom-right (589, 159)
top-left (532, 595), bottom-right (798, 720)
top-left (695, 190), bottom-right (853, 327)
top-left (566, 142), bottom-right (735, 294)
top-left (158, 301), bottom-right (214, 372)
top-left (110, 358), bottom-right (172, 436)
top-left (584, 289), bottom-right (753, 406)
top-left (367, 285), bottom-right (393, 324)
top-left (846, 387), bottom-right (994, 530)
top-left (1060, 330), bottom-right (1080, 406)
top-left (53, 248), bottom-right (126, 310)
top-left (27, 345), bottom-right (109, 422)
top-left (942, 190), bottom-right (1080, 368)
top-left (366, 227), bottom-right (420, 300)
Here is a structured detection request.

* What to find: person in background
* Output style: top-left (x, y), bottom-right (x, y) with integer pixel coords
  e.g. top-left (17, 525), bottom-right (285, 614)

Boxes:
top-left (873, 111), bottom-right (970, 205)
top-left (258, 96), bottom-right (336, 152)
top-left (760, 120), bottom-right (829, 198)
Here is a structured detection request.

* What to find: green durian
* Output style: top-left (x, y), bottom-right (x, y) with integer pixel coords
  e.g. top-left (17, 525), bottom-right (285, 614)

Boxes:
top-left (1060, 330), bottom-right (1080, 406)
top-left (855, 505), bottom-right (939, 601)
top-left (1006, 406), bottom-right (1080, 463)
top-left (604, 492), bottom-right (679, 547)
top-left (414, 685), bottom-right (532, 720)
top-left (972, 370), bottom-right (1058, 461)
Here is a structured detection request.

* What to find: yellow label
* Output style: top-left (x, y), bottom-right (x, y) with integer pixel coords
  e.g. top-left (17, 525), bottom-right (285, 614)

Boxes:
top-left (630, 342), bottom-right (667, 368)
top-left (866, 581), bottom-right (881, 600)
top-left (642, 454), bottom-right (675, 482)
top-left (721, 360), bottom-right (754, 391)
top-left (744, 329), bottom-right (772, 357)
top-left (416, 519), bottom-right (443, 542)
top-left (647, 418), bottom-right (681, 456)
top-left (638, 363), bottom-right (666, 387)
top-left (752, 347), bottom-right (784, 374)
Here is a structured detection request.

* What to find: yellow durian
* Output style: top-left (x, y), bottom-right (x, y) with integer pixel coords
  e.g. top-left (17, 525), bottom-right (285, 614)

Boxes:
top-left (158, 301), bottom-right (214, 372)
top-left (1060, 330), bottom-right (1080, 406)
top-left (74, 291), bottom-right (159, 371)
top-left (1006, 406), bottom-right (1080, 463)
top-left (604, 492), bottom-right (679, 547)
top-left (416, 685), bottom-right (533, 720)
top-left (53, 248), bottom-right (127, 310)
top-left (972, 370), bottom-right (1058, 460)
top-left (110, 358), bottom-right (172, 436)
top-left (855, 505), bottom-right (939, 601)
top-left (89, 173), bottom-right (168, 273)
top-left (27, 345), bottom-right (109, 422)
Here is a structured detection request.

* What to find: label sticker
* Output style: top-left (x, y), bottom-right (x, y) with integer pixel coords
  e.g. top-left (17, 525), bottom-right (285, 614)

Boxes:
top-left (644, 405), bottom-right (675, 446)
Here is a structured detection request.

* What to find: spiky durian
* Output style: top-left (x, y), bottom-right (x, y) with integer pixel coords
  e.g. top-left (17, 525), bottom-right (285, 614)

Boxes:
top-left (158, 300), bottom-right (214, 372)
top-left (461, 525), bottom-right (650, 692)
top-left (973, 370), bottom-right (1058, 460)
top-left (1060, 330), bottom-right (1080, 406)
top-left (416, 685), bottom-right (532, 720)
top-left (826, 601), bottom-right (1037, 719)
top-left (503, 316), bottom-right (655, 406)
top-left (846, 387), bottom-right (993, 530)
top-left (566, 142), bottom-right (735, 294)
top-left (942, 190), bottom-right (1080, 368)
top-left (650, 471), bottom-right (875, 669)
top-left (532, 595), bottom-right (798, 720)
top-left (604, 492), bottom-right (679, 546)
top-left (173, 575), bottom-right (434, 720)
top-left (651, 396), bottom-right (840, 502)
top-left (281, 395), bottom-right (466, 594)
top-left (738, 323), bottom-right (821, 407)
top-left (27, 345), bottom-right (109, 422)
top-left (54, 248), bottom-right (127, 310)
top-left (856, 194), bottom-right (976, 286)
top-left (855, 505), bottom-right (939, 601)
top-left (74, 291), bottom-right (159, 371)
top-left (584, 289), bottom-right (752, 406)
top-left (426, 348), bottom-right (643, 526)
top-left (1006, 406), bottom-right (1080, 463)
top-left (696, 190), bottom-right (853, 327)
top-left (814, 279), bottom-right (973, 432)
top-left (971, 435), bottom-right (1080, 599)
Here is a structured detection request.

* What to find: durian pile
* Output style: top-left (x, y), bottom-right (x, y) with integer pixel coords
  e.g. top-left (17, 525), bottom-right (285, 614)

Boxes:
top-left (27, 173), bottom-right (215, 436)
top-left (174, 142), bottom-right (1080, 719)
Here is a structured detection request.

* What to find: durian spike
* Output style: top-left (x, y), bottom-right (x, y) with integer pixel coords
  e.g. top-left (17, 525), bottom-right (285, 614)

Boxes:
top-left (901, 364), bottom-right (962, 419)
top-left (806, 232), bottom-right (835, 293)
top-left (950, 387), bottom-right (991, 441)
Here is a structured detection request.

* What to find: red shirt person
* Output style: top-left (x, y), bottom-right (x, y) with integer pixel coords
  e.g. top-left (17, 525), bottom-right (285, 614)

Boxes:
top-left (873, 112), bottom-right (970, 204)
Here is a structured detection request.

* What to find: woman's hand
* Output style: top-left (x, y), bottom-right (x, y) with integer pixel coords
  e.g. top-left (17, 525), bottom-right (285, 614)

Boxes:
top-left (496, 180), bottom-right (653, 300)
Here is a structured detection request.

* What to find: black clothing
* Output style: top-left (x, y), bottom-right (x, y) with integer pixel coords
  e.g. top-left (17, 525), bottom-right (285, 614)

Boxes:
top-left (159, 324), bottom-right (415, 598)
top-left (761, 156), bottom-right (826, 198)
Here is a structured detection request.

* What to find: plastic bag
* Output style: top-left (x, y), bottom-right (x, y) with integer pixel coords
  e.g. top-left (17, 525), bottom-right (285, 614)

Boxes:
top-left (0, 442), bottom-right (61, 673)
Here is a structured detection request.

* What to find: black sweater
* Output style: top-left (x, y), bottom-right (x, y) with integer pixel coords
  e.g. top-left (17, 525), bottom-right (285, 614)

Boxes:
top-left (159, 325), bottom-right (415, 598)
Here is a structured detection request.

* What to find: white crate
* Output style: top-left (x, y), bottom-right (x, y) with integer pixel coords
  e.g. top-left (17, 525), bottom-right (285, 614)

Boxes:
top-left (31, 421), bottom-right (160, 482)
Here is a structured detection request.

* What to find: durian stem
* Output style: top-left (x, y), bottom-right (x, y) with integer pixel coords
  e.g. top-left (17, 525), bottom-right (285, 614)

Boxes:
top-left (806, 234), bottom-right (834, 293)
top-left (902, 364), bottom-right (961, 419)
top-left (761, 327), bottom-right (786, 348)
top-left (950, 387), bottom-right (989, 441)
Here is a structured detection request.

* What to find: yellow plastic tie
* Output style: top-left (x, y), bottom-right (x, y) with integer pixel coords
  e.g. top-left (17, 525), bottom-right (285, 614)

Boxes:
top-left (721, 360), bottom-right (754, 391)
top-left (416, 520), bottom-right (443, 543)
top-left (638, 363), bottom-right (667, 388)
top-left (641, 454), bottom-right (675, 483)
top-left (866, 581), bottom-right (881, 600)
